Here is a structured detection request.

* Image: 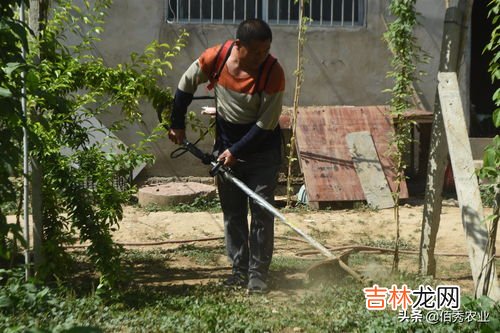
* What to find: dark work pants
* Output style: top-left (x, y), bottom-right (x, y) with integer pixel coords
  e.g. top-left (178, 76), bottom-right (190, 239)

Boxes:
top-left (217, 149), bottom-right (280, 281)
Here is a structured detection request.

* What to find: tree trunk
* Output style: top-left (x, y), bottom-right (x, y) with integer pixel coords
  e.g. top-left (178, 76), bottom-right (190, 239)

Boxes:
top-left (28, 0), bottom-right (50, 275)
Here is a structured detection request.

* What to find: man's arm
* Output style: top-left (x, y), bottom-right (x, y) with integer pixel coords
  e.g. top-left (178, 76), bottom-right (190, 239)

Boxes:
top-left (170, 89), bottom-right (194, 129)
top-left (169, 59), bottom-right (209, 144)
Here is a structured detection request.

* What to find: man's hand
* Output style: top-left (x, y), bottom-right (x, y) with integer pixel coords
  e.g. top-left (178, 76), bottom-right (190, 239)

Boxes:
top-left (168, 128), bottom-right (186, 145)
top-left (218, 149), bottom-right (237, 167)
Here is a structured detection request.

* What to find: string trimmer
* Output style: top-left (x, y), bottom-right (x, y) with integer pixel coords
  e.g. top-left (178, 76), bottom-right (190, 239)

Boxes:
top-left (161, 116), bottom-right (367, 284)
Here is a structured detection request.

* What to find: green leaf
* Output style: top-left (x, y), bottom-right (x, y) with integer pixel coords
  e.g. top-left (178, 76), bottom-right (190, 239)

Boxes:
top-left (5, 19), bottom-right (29, 52)
top-left (483, 147), bottom-right (496, 168)
top-left (493, 108), bottom-right (500, 128)
top-left (0, 295), bottom-right (12, 308)
top-left (3, 62), bottom-right (23, 75)
top-left (0, 87), bottom-right (12, 97)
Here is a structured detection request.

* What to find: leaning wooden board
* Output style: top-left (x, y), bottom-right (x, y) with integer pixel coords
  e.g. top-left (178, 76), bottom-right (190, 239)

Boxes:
top-left (295, 106), bottom-right (408, 204)
top-left (346, 131), bottom-right (395, 209)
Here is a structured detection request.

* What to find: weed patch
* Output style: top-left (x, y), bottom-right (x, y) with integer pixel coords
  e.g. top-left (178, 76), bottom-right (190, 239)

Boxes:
top-left (143, 196), bottom-right (222, 213)
top-left (2, 273), bottom-right (498, 333)
top-left (173, 244), bottom-right (225, 266)
top-left (270, 256), bottom-right (314, 273)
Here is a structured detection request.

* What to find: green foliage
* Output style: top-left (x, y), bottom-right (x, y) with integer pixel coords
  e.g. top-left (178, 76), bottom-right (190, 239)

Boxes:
top-left (174, 244), bottom-right (224, 266)
top-left (172, 196), bottom-right (221, 213)
top-left (2, 250), bottom-right (499, 332)
top-left (0, 0), bottom-right (187, 289)
top-left (479, 0), bottom-right (500, 207)
top-left (383, 0), bottom-right (424, 271)
top-left (479, 134), bottom-right (499, 209)
top-left (186, 110), bottom-right (216, 141)
top-left (143, 196), bottom-right (221, 213)
top-left (1, 268), bottom-right (498, 332)
top-left (0, 0), bottom-right (29, 262)
top-left (0, 269), bottom-right (54, 316)
top-left (269, 255), bottom-right (312, 272)
top-left (384, 0), bottom-right (422, 177)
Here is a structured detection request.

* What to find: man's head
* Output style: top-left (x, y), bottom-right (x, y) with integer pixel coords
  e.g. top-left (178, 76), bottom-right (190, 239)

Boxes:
top-left (235, 19), bottom-right (272, 70)
top-left (236, 18), bottom-right (272, 44)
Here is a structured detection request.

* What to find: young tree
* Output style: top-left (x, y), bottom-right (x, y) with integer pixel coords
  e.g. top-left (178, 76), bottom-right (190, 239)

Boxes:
top-left (5, 0), bottom-right (186, 290)
top-left (384, 0), bottom-right (423, 272)
top-left (0, 0), bottom-right (29, 265)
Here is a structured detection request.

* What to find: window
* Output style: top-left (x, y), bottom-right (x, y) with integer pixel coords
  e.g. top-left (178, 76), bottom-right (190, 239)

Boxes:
top-left (165, 0), bottom-right (365, 27)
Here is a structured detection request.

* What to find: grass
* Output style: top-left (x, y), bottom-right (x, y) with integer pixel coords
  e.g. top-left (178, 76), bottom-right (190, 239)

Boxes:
top-left (306, 225), bottom-right (336, 243)
top-left (352, 202), bottom-right (380, 212)
top-left (2, 272), bottom-right (498, 333)
top-left (348, 252), bottom-right (388, 267)
top-left (142, 196), bottom-right (222, 213)
top-left (2, 244), bottom-right (499, 332)
top-left (361, 238), bottom-right (416, 251)
top-left (270, 255), bottom-right (315, 272)
top-left (279, 202), bottom-right (313, 214)
top-left (173, 244), bottom-right (225, 266)
top-left (122, 248), bottom-right (172, 264)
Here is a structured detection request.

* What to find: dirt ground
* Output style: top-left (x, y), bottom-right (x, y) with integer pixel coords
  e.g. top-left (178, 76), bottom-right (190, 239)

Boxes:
top-left (109, 200), bottom-right (498, 296)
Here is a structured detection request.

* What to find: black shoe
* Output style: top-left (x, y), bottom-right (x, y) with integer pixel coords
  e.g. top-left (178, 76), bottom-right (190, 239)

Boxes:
top-left (247, 277), bottom-right (269, 294)
top-left (222, 273), bottom-right (248, 288)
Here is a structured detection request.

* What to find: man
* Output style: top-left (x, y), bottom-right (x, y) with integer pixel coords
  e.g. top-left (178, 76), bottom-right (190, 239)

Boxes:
top-left (168, 19), bottom-right (285, 294)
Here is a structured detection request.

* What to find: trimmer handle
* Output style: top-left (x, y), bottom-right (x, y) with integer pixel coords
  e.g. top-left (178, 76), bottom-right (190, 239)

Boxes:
top-left (209, 160), bottom-right (225, 177)
top-left (182, 140), bottom-right (214, 165)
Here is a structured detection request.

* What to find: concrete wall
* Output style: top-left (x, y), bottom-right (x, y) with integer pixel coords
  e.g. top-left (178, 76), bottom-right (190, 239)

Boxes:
top-left (92, 0), bottom-right (457, 178)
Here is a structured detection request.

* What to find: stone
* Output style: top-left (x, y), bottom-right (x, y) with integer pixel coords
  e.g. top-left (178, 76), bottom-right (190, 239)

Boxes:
top-left (138, 182), bottom-right (217, 207)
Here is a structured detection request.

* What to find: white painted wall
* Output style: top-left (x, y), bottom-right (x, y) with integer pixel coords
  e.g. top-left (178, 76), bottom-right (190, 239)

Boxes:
top-left (90, 0), bottom-right (457, 177)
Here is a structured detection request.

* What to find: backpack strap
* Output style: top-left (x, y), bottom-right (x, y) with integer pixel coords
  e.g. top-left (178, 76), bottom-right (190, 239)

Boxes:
top-left (207, 40), bottom-right (235, 91)
top-left (256, 54), bottom-right (278, 94)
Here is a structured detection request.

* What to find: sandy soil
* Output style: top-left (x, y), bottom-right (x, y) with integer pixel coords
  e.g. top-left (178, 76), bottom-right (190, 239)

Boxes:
top-left (11, 199), bottom-right (496, 296)
top-left (108, 201), bottom-right (498, 295)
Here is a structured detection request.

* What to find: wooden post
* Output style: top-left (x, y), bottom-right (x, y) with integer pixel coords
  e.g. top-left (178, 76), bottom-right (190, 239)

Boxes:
top-left (438, 72), bottom-right (499, 300)
top-left (418, 6), bottom-right (463, 276)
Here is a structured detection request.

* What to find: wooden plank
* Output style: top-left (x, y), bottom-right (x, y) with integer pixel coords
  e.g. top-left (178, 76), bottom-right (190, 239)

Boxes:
top-left (346, 131), bottom-right (394, 209)
top-left (419, 6), bottom-right (463, 277)
top-left (295, 106), bottom-right (408, 203)
top-left (438, 72), bottom-right (499, 300)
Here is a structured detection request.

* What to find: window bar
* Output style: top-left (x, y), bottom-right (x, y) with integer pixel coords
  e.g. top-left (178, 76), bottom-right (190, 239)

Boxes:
top-left (352, 0), bottom-right (355, 26)
top-left (244, 0), bottom-right (247, 20)
top-left (330, 0), bottom-right (333, 26)
top-left (176, 0), bottom-right (179, 22)
top-left (309, 0), bottom-right (312, 23)
top-left (200, 0), bottom-right (203, 22)
top-left (263, 0), bottom-right (268, 22)
top-left (233, 0), bottom-right (236, 23)
top-left (277, 0), bottom-right (280, 24)
top-left (288, 0), bottom-right (291, 24)
top-left (320, 0), bottom-right (323, 25)
top-left (222, 0), bottom-right (224, 23)
top-left (255, 0), bottom-right (258, 18)
top-left (341, 0), bottom-right (344, 26)
top-left (188, 0), bottom-right (191, 22)
top-left (360, 0), bottom-right (366, 26)
top-left (211, 0), bottom-right (213, 23)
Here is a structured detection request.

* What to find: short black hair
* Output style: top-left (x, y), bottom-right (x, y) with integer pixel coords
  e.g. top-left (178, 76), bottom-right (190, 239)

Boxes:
top-left (236, 19), bottom-right (272, 44)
